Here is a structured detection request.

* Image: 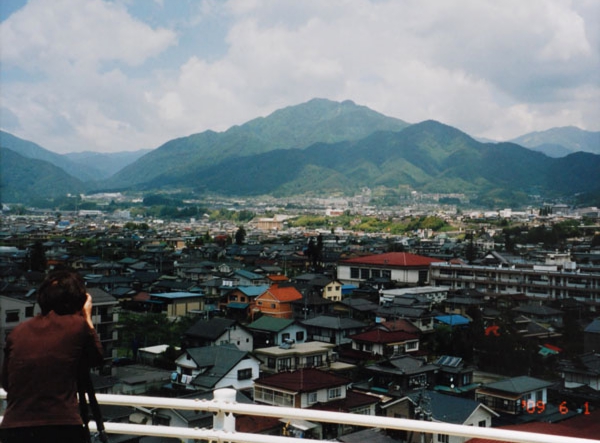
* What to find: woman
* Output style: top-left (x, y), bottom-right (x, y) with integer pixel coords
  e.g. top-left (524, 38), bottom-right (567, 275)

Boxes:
top-left (1, 269), bottom-right (104, 443)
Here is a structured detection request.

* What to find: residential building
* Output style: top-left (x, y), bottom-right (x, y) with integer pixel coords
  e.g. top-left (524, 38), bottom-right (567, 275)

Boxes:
top-left (253, 284), bottom-right (303, 319)
top-left (253, 340), bottom-right (353, 374)
top-left (558, 353), bottom-right (600, 391)
top-left (149, 291), bottom-right (205, 318)
top-left (338, 252), bottom-right (443, 286)
top-left (173, 344), bottom-right (260, 394)
top-left (430, 261), bottom-right (600, 303)
top-left (246, 316), bottom-right (307, 348)
top-left (382, 391), bottom-right (498, 443)
top-left (301, 315), bottom-right (368, 345)
top-left (182, 318), bottom-right (253, 352)
top-left (253, 368), bottom-right (379, 439)
top-left (475, 376), bottom-right (553, 416)
top-left (349, 328), bottom-right (420, 357)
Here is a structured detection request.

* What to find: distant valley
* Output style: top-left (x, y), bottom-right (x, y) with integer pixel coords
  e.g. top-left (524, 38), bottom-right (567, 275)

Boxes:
top-left (1, 98), bottom-right (599, 208)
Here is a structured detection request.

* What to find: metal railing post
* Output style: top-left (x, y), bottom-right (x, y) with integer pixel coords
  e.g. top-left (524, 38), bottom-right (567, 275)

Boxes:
top-left (213, 388), bottom-right (237, 432)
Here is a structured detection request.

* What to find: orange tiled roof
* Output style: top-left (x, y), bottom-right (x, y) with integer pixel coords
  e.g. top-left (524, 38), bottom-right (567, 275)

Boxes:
top-left (267, 284), bottom-right (303, 302)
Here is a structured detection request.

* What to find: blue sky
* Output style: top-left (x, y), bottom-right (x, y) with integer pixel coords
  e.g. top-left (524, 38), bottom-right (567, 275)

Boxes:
top-left (1, 0), bottom-right (598, 153)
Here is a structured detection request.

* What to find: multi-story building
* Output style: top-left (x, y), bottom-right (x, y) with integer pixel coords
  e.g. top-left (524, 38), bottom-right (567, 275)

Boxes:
top-left (429, 262), bottom-right (600, 303)
top-left (338, 252), bottom-right (443, 286)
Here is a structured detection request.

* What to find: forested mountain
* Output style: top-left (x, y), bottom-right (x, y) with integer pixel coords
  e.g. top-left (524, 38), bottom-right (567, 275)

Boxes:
top-left (107, 98), bottom-right (410, 188)
top-left (0, 147), bottom-right (86, 203)
top-left (2, 99), bottom-right (599, 206)
top-left (510, 126), bottom-right (600, 158)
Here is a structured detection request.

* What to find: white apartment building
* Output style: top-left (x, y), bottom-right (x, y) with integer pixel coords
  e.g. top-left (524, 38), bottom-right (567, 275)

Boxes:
top-left (429, 262), bottom-right (600, 303)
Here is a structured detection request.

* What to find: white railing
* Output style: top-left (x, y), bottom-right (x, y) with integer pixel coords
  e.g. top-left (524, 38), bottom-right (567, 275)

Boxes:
top-left (1, 388), bottom-right (597, 443)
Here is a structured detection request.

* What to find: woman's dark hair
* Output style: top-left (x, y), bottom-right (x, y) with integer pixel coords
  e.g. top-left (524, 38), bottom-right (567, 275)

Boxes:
top-left (37, 269), bottom-right (87, 315)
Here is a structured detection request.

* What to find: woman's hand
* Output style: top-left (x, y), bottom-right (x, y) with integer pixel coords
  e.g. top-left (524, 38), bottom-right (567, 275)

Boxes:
top-left (83, 293), bottom-right (95, 329)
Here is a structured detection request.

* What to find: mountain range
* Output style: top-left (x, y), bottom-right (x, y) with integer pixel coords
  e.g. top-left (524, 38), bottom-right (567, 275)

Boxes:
top-left (1, 98), bottom-right (599, 207)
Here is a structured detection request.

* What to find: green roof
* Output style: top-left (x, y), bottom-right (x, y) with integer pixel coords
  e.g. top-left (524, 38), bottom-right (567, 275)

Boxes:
top-left (248, 316), bottom-right (294, 332)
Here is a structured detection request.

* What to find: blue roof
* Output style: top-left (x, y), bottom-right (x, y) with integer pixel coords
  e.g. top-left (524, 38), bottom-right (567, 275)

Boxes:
top-left (228, 302), bottom-right (250, 309)
top-left (435, 314), bottom-right (470, 326)
top-left (150, 292), bottom-right (204, 300)
top-left (234, 269), bottom-right (264, 280)
top-left (236, 285), bottom-right (269, 297)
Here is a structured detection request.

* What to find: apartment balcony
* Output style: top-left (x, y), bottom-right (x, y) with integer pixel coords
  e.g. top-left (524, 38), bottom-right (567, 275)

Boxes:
top-left (1, 388), bottom-right (595, 443)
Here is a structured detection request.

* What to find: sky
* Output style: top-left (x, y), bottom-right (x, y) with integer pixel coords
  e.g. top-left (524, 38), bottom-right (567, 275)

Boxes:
top-left (1, 0), bottom-right (598, 154)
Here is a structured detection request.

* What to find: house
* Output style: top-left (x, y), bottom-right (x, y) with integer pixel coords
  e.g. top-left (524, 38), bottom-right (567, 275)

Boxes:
top-left (475, 376), bottom-right (553, 416)
top-left (376, 305), bottom-right (438, 333)
top-left (0, 292), bottom-right (38, 370)
top-left (253, 341), bottom-right (353, 374)
top-left (182, 318), bottom-right (253, 352)
top-left (382, 391), bottom-right (498, 443)
top-left (221, 284), bottom-right (269, 320)
top-left (584, 318), bottom-right (600, 353)
top-left (148, 291), bottom-right (205, 318)
top-left (349, 328), bottom-right (420, 358)
top-left (558, 352), bottom-right (600, 391)
top-left (357, 355), bottom-right (439, 396)
top-left (380, 286), bottom-right (450, 305)
top-left (332, 297), bottom-right (379, 322)
top-left (337, 252), bottom-right (443, 286)
top-left (173, 344), bottom-right (260, 394)
top-left (433, 356), bottom-right (478, 396)
top-left (87, 287), bottom-right (120, 374)
top-left (301, 315), bottom-right (368, 345)
top-left (253, 283), bottom-right (303, 319)
top-left (246, 316), bottom-right (307, 348)
top-left (253, 368), bottom-right (379, 439)
top-left (290, 291), bottom-right (334, 320)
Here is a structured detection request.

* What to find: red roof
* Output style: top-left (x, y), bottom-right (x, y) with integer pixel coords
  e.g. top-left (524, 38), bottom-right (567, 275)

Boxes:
top-left (350, 329), bottom-right (419, 344)
top-left (341, 252), bottom-right (443, 268)
top-left (255, 368), bottom-right (350, 392)
top-left (465, 409), bottom-right (600, 442)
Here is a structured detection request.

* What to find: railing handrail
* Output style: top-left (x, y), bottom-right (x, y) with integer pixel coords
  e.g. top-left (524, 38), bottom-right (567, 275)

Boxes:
top-left (1, 388), bottom-right (597, 443)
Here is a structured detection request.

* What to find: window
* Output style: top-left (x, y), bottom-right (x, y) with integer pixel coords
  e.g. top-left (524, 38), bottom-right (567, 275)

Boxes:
top-left (360, 268), bottom-right (370, 279)
top-left (405, 341), bottom-right (418, 351)
top-left (278, 358), bottom-right (292, 370)
top-left (308, 392), bottom-right (318, 404)
top-left (328, 286), bottom-right (332, 292)
top-left (437, 434), bottom-right (449, 443)
top-left (296, 331), bottom-right (305, 341)
top-left (25, 306), bottom-right (34, 318)
top-left (267, 357), bottom-right (276, 369)
top-left (237, 368), bottom-right (253, 380)
top-left (5, 311), bottom-right (19, 323)
top-left (335, 286), bottom-right (340, 291)
top-left (478, 420), bottom-right (486, 427)
top-left (328, 387), bottom-right (342, 399)
top-left (350, 267), bottom-right (359, 279)
top-left (382, 270), bottom-right (391, 278)
top-left (270, 303), bottom-right (276, 309)
top-left (282, 333), bottom-right (290, 341)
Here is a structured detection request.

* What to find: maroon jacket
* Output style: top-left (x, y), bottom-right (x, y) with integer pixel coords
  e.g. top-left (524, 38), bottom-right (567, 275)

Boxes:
top-left (1, 311), bottom-right (103, 429)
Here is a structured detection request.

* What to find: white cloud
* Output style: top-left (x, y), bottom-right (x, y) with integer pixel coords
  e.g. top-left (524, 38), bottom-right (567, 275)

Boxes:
top-left (0, 0), bottom-right (598, 153)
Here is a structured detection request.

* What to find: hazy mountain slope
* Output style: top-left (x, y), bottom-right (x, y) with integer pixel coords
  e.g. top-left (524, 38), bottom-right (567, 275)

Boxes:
top-left (0, 130), bottom-right (100, 181)
top-left (107, 98), bottom-right (410, 188)
top-left (64, 149), bottom-right (152, 178)
top-left (510, 127), bottom-right (600, 157)
top-left (0, 147), bottom-right (86, 203)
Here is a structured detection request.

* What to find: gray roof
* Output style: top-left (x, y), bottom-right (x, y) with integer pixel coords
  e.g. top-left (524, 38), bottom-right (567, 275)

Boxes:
top-left (482, 376), bottom-right (553, 394)
top-left (585, 318), bottom-right (600, 334)
top-left (301, 315), bottom-right (367, 330)
top-left (185, 344), bottom-right (251, 389)
top-left (407, 391), bottom-right (496, 424)
top-left (185, 317), bottom-right (238, 340)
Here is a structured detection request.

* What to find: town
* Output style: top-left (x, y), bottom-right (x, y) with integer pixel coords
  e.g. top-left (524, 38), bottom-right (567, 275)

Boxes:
top-left (1, 195), bottom-right (600, 443)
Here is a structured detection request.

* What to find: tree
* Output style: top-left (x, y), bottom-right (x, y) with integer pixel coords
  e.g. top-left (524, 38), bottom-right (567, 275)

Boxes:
top-left (235, 225), bottom-right (246, 245)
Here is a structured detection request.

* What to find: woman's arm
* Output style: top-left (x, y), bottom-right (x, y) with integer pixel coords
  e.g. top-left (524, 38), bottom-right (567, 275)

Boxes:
top-left (82, 293), bottom-right (104, 367)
